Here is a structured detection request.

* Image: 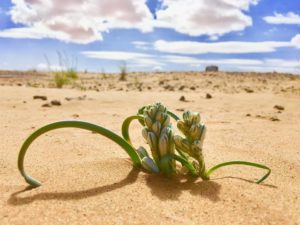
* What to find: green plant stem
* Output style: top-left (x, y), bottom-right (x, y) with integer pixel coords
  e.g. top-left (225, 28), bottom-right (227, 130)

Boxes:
top-left (18, 120), bottom-right (141, 187)
top-left (121, 115), bottom-right (144, 144)
top-left (160, 154), bottom-right (198, 176)
top-left (167, 110), bottom-right (180, 121)
top-left (205, 161), bottom-right (271, 184)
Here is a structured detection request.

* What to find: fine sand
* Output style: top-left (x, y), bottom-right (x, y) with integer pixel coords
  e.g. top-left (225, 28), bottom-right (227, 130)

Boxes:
top-left (0, 72), bottom-right (300, 224)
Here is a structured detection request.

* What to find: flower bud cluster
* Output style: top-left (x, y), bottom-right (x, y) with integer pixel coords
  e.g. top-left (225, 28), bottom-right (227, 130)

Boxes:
top-left (140, 102), bottom-right (175, 172)
top-left (173, 110), bottom-right (206, 174)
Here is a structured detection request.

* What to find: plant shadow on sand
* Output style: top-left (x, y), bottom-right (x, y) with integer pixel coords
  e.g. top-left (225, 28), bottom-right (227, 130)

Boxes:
top-left (144, 173), bottom-right (221, 202)
top-left (8, 161), bottom-right (141, 206)
top-left (8, 162), bottom-right (275, 206)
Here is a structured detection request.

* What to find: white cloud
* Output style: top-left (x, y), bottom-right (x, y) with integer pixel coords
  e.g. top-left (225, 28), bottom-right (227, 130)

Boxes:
top-left (0, 0), bottom-right (263, 43)
top-left (36, 63), bottom-right (66, 71)
top-left (237, 64), bottom-right (299, 74)
top-left (163, 55), bottom-right (300, 73)
top-left (154, 39), bottom-right (291, 54)
top-left (132, 41), bottom-right (151, 50)
top-left (81, 51), bottom-right (165, 68)
top-left (80, 50), bottom-right (300, 73)
top-left (264, 12), bottom-right (300, 25)
top-left (291, 34), bottom-right (300, 48)
top-left (162, 55), bottom-right (263, 65)
top-left (154, 0), bottom-right (258, 38)
top-left (81, 51), bottom-right (152, 60)
top-left (0, 0), bottom-right (153, 44)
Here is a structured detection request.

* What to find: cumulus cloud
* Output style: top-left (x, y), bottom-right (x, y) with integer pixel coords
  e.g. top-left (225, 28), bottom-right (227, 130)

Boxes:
top-left (154, 40), bottom-right (291, 54)
top-left (264, 12), bottom-right (300, 25)
top-left (0, 0), bottom-right (263, 43)
top-left (154, 0), bottom-right (258, 38)
top-left (0, 0), bottom-right (153, 44)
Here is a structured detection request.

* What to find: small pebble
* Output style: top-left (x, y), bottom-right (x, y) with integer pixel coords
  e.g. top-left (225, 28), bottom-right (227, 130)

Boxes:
top-left (274, 105), bottom-right (284, 111)
top-left (51, 100), bottom-right (61, 106)
top-left (206, 93), bottom-right (212, 99)
top-left (179, 96), bottom-right (186, 101)
top-left (33, 95), bottom-right (47, 101)
top-left (244, 88), bottom-right (254, 93)
top-left (270, 116), bottom-right (280, 122)
top-left (65, 97), bottom-right (73, 101)
top-left (42, 103), bottom-right (51, 107)
top-left (179, 85), bottom-right (185, 90)
top-left (246, 113), bottom-right (251, 117)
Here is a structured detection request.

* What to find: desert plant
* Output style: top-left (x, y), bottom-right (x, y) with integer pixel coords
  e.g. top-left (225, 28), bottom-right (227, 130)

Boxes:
top-left (119, 62), bottom-right (127, 81)
top-left (53, 71), bottom-right (69, 88)
top-left (44, 51), bottom-right (78, 88)
top-left (18, 102), bottom-right (270, 188)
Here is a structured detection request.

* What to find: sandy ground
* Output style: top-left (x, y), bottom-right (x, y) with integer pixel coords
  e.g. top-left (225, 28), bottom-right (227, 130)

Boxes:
top-left (0, 72), bottom-right (300, 224)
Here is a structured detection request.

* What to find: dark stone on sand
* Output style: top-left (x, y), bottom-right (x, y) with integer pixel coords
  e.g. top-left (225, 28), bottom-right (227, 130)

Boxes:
top-left (51, 100), bottom-right (61, 106)
top-left (42, 103), bottom-right (51, 107)
top-left (206, 93), bottom-right (212, 99)
top-left (159, 80), bottom-right (164, 85)
top-left (246, 113), bottom-right (251, 117)
top-left (33, 95), bottom-right (47, 101)
top-left (179, 96), bottom-right (186, 101)
top-left (65, 97), bottom-right (72, 101)
top-left (244, 87), bottom-right (254, 93)
top-left (190, 86), bottom-right (196, 90)
top-left (164, 85), bottom-right (174, 91)
top-left (274, 105), bottom-right (284, 111)
top-left (270, 116), bottom-right (280, 122)
top-left (179, 85), bottom-right (185, 90)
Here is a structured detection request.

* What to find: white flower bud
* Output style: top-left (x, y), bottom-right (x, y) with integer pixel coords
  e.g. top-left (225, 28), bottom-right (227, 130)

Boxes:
top-left (149, 107), bottom-right (157, 118)
top-left (152, 121), bottom-right (161, 135)
top-left (177, 120), bottom-right (185, 132)
top-left (173, 135), bottom-right (183, 147)
top-left (155, 111), bottom-right (163, 122)
top-left (144, 116), bottom-right (153, 128)
top-left (147, 132), bottom-right (157, 150)
top-left (159, 134), bottom-right (168, 156)
top-left (142, 128), bottom-right (148, 141)
top-left (190, 124), bottom-right (201, 140)
top-left (191, 112), bottom-right (200, 124)
top-left (183, 111), bottom-right (191, 121)
top-left (136, 146), bottom-right (149, 158)
top-left (158, 104), bottom-right (166, 112)
top-left (162, 115), bottom-right (170, 127)
top-left (181, 139), bottom-right (191, 153)
top-left (199, 124), bottom-right (206, 144)
top-left (141, 157), bottom-right (159, 173)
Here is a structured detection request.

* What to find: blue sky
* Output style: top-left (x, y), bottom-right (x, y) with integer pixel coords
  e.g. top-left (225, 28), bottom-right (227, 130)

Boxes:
top-left (0, 0), bottom-right (299, 73)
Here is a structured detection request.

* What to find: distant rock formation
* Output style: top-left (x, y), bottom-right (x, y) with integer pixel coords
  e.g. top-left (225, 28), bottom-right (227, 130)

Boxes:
top-left (205, 65), bottom-right (219, 72)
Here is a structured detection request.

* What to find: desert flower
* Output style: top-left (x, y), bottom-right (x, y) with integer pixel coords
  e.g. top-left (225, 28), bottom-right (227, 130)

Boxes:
top-left (17, 102), bottom-right (271, 188)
